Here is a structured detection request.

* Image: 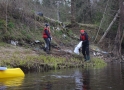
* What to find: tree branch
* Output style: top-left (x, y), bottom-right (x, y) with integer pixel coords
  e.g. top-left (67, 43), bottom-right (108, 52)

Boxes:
top-left (98, 9), bottom-right (120, 44)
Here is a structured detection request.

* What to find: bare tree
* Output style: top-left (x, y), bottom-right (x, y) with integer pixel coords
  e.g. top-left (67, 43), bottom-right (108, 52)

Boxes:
top-left (112, 0), bottom-right (124, 61)
top-left (94, 0), bottom-right (110, 42)
top-left (98, 9), bottom-right (120, 44)
top-left (71, 0), bottom-right (76, 24)
top-left (5, 0), bottom-right (8, 33)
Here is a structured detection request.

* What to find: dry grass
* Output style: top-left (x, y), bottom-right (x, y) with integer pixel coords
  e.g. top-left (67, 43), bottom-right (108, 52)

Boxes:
top-left (0, 45), bottom-right (38, 60)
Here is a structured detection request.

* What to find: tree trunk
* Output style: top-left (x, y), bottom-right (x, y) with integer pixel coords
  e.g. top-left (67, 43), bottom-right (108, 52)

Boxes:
top-left (5, 0), bottom-right (8, 33)
top-left (98, 9), bottom-right (120, 44)
top-left (94, 0), bottom-right (110, 43)
top-left (71, 0), bottom-right (76, 24)
top-left (112, 0), bottom-right (124, 62)
top-left (121, 29), bottom-right (124, 43)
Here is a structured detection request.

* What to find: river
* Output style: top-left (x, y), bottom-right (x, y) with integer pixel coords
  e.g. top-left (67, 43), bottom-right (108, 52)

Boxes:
top-left (0, 62), bottom-right (124, 90)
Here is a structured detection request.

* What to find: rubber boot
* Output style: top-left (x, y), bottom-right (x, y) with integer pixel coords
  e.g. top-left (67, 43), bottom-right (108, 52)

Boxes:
top-left (87, 55), bottom-right (90, 60)
top-left (85, 55), bottom-right (90, 62)
top-left (46, 50), bottom-right (50, 54)
top-left (84, 55), bottom-right (87, 61)
top-left (43, 47), bottom-right (46, 51)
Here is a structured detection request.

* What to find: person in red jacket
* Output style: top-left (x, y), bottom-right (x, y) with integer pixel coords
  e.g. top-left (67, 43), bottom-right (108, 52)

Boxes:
top-left (43, 23), bottom-right (51, 54)
top-left (80, 30), bottom-right (90, 61)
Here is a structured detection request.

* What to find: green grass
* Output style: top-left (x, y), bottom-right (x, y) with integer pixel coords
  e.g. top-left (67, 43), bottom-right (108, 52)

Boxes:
top-left (84, 57), bottom-right (107, 69)
top-left (0, 53), bottom-right (83, 70)
top-left (0, 42), bottom-right (11, 47)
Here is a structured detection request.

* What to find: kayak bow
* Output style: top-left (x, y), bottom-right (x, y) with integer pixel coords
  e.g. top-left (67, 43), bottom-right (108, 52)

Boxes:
top-left (0, 67), bottom-right (25, 78)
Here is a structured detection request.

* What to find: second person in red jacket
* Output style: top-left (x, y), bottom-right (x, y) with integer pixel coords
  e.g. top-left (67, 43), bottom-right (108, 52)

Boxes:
top-left (43, 23), bottom-right (51, 54)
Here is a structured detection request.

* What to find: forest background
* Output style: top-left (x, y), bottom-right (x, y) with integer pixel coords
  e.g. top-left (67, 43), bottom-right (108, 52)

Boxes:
top-left (0, 0), bottom-right (124, 62)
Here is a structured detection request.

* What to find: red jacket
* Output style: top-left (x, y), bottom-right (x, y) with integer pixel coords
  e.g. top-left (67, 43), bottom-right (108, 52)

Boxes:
top-left (80, 32), bottom-right (89, 45)
top-left (43, 27), bottom-right (50, 38)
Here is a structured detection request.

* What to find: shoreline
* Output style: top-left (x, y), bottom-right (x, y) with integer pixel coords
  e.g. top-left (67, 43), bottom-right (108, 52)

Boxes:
top-left (0, 44), bottom-right (107, 72)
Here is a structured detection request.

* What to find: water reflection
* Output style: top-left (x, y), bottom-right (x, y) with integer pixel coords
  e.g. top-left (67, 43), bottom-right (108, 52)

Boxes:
top-left (1, 63), bottom-right (124, 90)
top-left (0, 77), bottom-right (24, 90)
top-left (74, 70), bottom-right (83, 90)
top-left (0, 77), bottom-right (24, 87)
top-left (44, 81), bottom-right (52, 90)
top-left (0, 86), bottom-right (6, 90)
top-left (121, 63), bottom-right (124, 85)
top-left (82, 69), bottom-right (90, 90)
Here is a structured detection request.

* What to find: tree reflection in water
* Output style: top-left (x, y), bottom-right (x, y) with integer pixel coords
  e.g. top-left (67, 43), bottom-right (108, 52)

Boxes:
top-left (121, 63), bottom-right (124, 85)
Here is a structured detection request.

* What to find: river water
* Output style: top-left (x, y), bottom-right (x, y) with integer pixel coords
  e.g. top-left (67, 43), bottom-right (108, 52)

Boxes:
top-left (0, 62), bottom-right (124, 90)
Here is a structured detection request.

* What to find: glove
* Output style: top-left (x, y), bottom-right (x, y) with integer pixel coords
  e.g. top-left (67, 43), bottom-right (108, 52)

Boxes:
top-left (50, 37), bottom-right (52, 41)
top-left (48, 37), bottom-right (51, 41)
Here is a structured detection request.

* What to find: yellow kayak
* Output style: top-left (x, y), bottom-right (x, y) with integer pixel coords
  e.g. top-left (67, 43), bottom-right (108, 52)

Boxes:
top-left (0, 67), bottom-right (25, 78)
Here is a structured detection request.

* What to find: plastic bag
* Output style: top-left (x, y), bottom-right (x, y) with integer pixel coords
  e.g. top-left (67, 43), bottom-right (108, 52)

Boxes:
top-left (74, 41), bottom-right (83, 55)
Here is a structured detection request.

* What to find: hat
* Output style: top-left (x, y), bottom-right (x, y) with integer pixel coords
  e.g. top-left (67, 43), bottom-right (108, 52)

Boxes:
top-left (80, 30), bottom-right (85, 33)
top-left (45, 23), bottom-right (49, 26)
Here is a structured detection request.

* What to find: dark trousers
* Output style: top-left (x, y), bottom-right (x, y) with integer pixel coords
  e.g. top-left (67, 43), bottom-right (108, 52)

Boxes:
top-left (82, 44), bottom-right (90, 60)
top-left (44, 38), bottom-right (51, 52)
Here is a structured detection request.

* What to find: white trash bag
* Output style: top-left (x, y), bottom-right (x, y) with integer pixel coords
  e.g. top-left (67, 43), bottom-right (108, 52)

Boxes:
top-left (74, 41), bottom-right (83, 55)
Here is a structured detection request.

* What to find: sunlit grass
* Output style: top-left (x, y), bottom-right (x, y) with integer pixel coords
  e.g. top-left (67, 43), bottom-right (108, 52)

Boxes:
top-left (0, 53), bottom-right (83, 70)
top-left (84, 57), bottom-right (107, 69)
